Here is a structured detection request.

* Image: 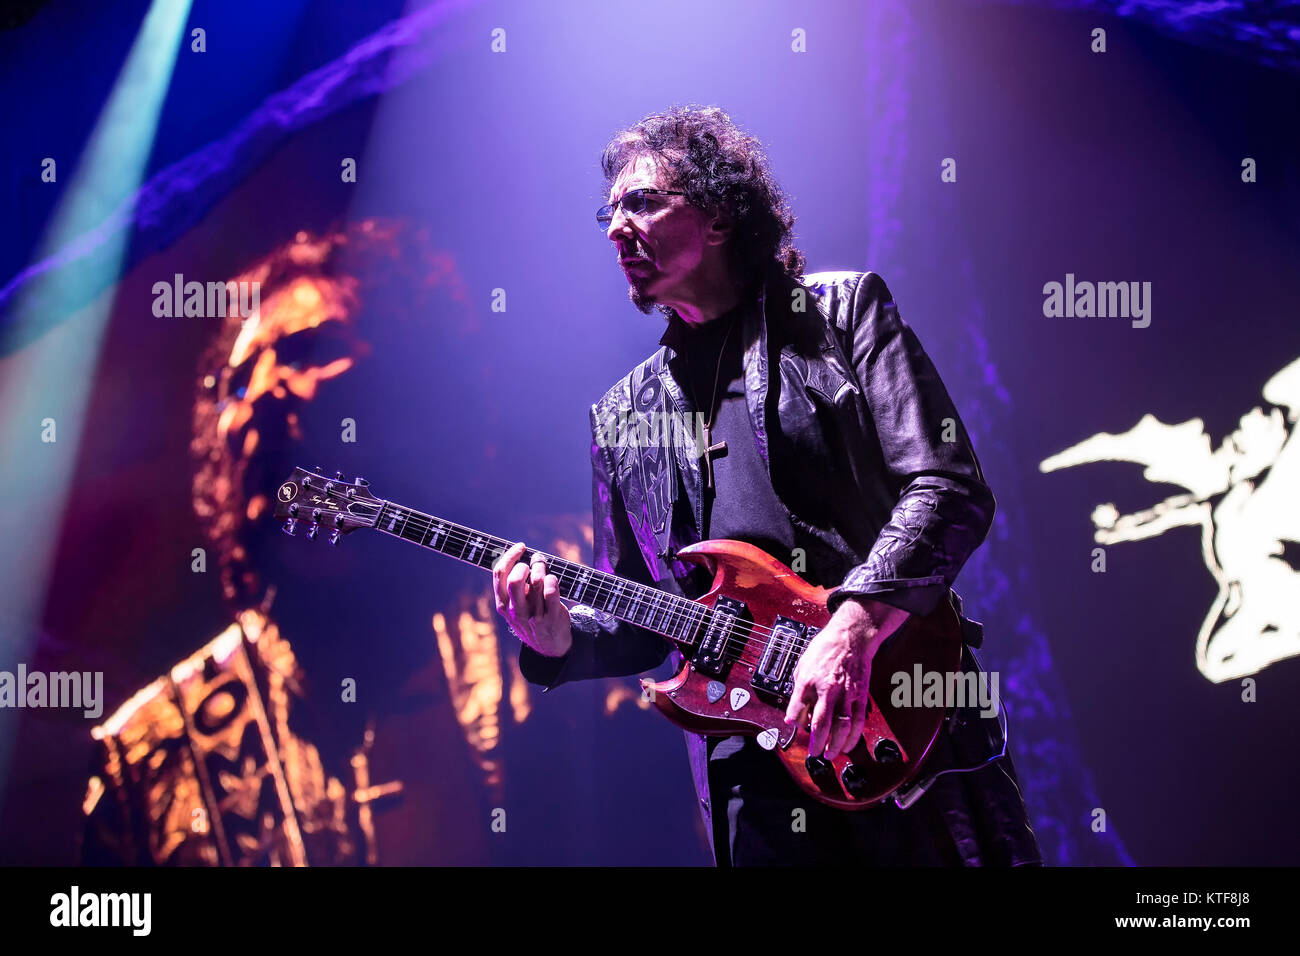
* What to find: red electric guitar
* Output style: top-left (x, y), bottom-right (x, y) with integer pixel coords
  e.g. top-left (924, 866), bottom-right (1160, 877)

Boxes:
top-left (274, 466), bottom-right (965, 810)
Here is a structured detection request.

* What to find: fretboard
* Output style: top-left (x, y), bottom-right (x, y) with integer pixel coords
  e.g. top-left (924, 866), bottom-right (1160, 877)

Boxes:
top-left (372, 500), bottom-right (708, 647)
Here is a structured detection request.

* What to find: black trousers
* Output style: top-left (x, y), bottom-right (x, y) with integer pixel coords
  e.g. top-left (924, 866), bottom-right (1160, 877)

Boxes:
top-left (707, 735), bottom-right (964, 867)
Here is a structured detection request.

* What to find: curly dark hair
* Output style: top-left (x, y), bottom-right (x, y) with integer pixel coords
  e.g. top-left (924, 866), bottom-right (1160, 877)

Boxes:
top-left (600, 105), bottom-right (806, 297)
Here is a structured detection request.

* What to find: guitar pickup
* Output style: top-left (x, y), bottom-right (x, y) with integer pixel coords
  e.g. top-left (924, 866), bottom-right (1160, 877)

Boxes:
top-left (751, 617), bottom-right (808, 700)
top-left (693, 596), bottom-right (747, 678)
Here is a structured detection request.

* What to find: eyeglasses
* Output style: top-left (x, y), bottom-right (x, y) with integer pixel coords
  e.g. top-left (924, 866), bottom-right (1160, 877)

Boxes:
top-left (596, 188), bottom-right (686, 230)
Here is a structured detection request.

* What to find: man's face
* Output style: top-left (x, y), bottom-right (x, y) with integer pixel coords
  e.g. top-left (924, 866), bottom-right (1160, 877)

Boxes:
top-left (606, 155), bottom-right (722, 314)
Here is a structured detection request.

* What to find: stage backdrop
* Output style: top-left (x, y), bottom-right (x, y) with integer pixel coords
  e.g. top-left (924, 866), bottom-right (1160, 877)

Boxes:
top-left (1, 0), bottom-right (1297, 865)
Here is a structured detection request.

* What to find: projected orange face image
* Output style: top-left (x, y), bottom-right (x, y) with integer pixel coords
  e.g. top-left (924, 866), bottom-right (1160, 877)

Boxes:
top-left (193, 221), bottom-right (463, 608)
top-left (86, 222), bottom-right (516, 865)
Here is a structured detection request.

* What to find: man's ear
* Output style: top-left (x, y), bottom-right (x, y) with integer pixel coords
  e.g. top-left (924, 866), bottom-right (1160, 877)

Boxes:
top-left (705, 210), bottom-right (733, 245)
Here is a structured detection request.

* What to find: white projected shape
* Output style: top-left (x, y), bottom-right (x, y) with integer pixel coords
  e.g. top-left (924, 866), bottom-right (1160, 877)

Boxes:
top-left (1040, 357), bottom-right (1300, 683)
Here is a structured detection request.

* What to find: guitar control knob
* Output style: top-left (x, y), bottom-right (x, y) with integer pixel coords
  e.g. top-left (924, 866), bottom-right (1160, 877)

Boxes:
top-left (307, 523), bottom-right (320, 540)
top-left (328, 529), bottom-right (342, 545)
top-left (874, 740), bottom-right (902, 765)
top-left (840, 762), bottom-right (872, 798)
top-left (804, 754), bottom-right (839, 792)
top-left (282, 518), bottom-right (298, 536)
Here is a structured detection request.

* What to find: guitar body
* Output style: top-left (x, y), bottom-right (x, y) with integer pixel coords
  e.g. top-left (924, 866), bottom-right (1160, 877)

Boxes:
top-left (274, 466), bottom-right (967, 811)
top-left (643, 539), bottom-right (964, 809)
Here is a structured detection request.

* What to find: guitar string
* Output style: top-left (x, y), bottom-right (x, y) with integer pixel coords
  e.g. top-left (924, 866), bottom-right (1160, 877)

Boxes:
top-left (356, 503), bottom-right (813, 666)
top-left (297, 492), bottom-right (856, 670)
top-left (388, 509), bottom-right (799, 651)
top-left (383, 509), bottom-right (776, 647)
top-left (307, 498), bottom-right (801, 669)
top-left (385, 511), bottom-right (932, 762)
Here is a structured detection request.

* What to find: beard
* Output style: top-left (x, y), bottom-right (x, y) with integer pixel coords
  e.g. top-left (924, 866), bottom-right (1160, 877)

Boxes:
top-left (628, 282), bottom-right (656, 315)
top-left (624, 244), bottom-right (658, 315)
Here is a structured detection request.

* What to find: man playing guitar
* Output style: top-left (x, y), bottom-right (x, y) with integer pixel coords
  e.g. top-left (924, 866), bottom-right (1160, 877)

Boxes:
top-left (492, 105), bottom-right (1042, 867)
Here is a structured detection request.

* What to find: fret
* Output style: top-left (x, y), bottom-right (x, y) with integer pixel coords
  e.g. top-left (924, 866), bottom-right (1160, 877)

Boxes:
top-left (422, 519), bottom-right (448, 550)
top-left (557, 563), bottom-right (580, 600)
top-left (367, 495), bottom-right (710, 651)
top-left (647, 596), bottom-right (665, 631)
top-left (653, 596), bottom-right (672, 632)
top-left (629, 591), bottom-right (648, 627)
top-left (663, 598), bottom-right (680, 636)
top-left (656, 598), bottom-right (672, 630)
top-left (684, 601), bottom-right (700, 640)
top-left (687, 603), bottom-right (707, 645)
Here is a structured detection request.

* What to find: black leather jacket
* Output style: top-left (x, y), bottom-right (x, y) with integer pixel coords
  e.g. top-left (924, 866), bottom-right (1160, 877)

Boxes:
top-left (520, 270), bottom-right (1042, 866)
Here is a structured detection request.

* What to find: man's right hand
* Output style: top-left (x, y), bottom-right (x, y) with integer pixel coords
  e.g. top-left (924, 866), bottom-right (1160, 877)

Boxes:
top-left (492, 541), bottom-right (572, 658)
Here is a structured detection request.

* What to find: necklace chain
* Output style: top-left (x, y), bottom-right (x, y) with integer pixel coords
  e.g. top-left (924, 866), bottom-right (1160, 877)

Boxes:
top-left (685, 309), bottom-right (740, 429)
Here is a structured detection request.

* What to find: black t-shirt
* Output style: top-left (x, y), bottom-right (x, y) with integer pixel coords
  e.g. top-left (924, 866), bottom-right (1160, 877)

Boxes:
top-left (672, 303), bottom-right (798, 790)
top-left (674, 303), bottom-right (794, 556)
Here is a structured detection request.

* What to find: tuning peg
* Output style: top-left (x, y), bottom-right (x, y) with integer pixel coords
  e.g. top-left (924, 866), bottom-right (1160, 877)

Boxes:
top-left (329, 529), bottom-right (342, 545)
top-left (354, 476), bottom-right (367, 486)
top-left (282, 518), bottom-right (298, 536)
top-left (307, 523), bottom-right (320, 540)
top-left (334, 470), bottom-right (344, 481)
top-left (313, 464), bottom-right (323, 474)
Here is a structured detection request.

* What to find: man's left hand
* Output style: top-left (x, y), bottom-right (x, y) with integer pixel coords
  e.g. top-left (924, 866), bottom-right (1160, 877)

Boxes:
top-left (784, 597), bottom-right (910, 759)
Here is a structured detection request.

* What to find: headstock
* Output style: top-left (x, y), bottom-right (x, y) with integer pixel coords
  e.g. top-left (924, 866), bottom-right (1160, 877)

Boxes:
top-left (273, 466), bottom-right (383, 543)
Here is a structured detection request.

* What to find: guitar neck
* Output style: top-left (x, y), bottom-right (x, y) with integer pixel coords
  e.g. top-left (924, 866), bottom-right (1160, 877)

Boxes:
top-left (372, 500), bottom-right (709, 647)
